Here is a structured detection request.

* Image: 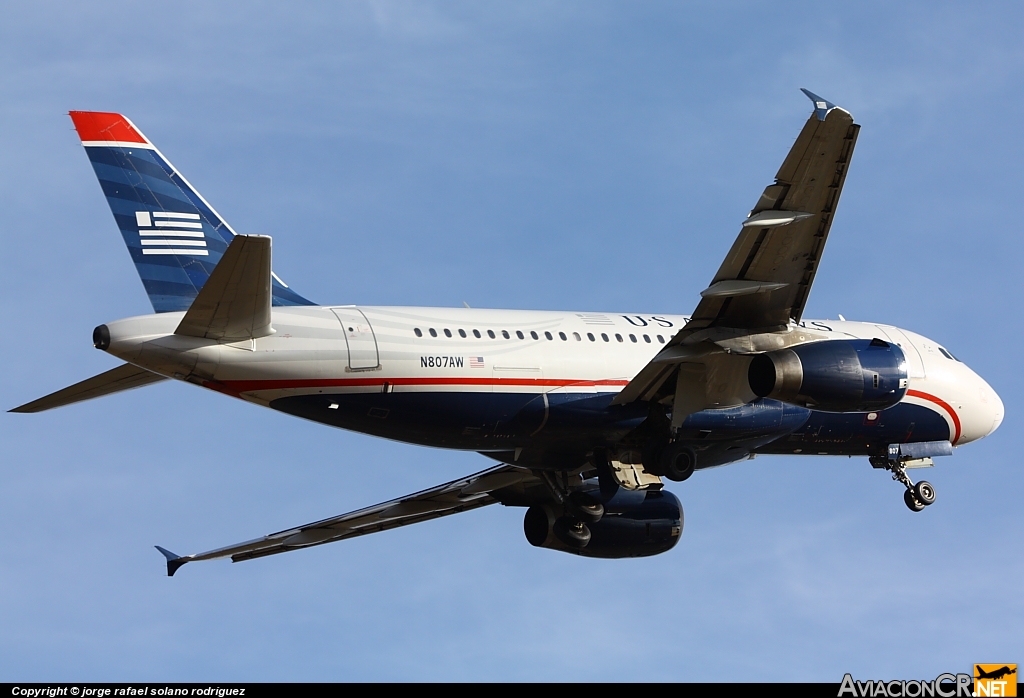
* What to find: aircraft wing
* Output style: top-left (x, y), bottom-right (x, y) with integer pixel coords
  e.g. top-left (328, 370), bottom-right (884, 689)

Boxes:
top-left (613, 90), bottom-right (859, 406)
top-left (10, 363), bottom-right (167, 413)
top-left (157, 463), bottom-right (540, 575)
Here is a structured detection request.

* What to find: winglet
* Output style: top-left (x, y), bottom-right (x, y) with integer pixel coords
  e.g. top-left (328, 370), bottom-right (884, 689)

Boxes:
top-left (800, 88), bottom-right (837, 121)
top-left (155, 546), bottom-right (189, 577)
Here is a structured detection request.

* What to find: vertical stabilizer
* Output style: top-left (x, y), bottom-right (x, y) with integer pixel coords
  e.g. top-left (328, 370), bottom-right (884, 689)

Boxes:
top-left (69, 111), bottom-right (314, 312)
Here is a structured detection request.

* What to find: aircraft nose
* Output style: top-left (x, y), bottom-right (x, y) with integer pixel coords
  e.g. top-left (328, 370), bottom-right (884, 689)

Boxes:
top-left (989, 385), bottom-right (1005, 435)
top-left (971, 373), bottom-right (1004, 441)
top-left (953, 370), bottom-right (1004, 445)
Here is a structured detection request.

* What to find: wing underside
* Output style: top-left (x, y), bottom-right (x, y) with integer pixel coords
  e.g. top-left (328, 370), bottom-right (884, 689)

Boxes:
top-left (158, 463), bottom-right (546, 575)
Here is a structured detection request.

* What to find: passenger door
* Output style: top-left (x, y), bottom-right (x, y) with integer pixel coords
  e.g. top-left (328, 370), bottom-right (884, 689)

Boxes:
top-left (331, 307), bottom-right (380, 371)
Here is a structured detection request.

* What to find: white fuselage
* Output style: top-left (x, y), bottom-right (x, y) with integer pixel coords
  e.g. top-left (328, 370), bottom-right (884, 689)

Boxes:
top-left (98, 305), bottom-right (1003, 452)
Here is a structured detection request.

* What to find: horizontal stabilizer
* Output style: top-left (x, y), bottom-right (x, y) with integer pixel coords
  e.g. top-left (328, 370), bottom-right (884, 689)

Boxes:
top-left (175, 235), bottom-right (274, 341)
top-left (10, 363), bottom-right (167, 413)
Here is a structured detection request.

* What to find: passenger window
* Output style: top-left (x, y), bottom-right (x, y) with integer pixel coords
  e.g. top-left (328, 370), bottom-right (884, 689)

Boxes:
top-left (458, 329), bottom-right (467, 338)
top-left (657, 335), bottom-right (665, 343)
top-left (443, 329), bottom-right (452, 337)
top-left (643, 334), bottom-right (651, 343)
top-left (587, 333), bottom-right (596, 342)
top-left (601, 333), bottom-right (609, 342)
top-left (502, 330), bottom-right (510, 339)
top-left (573, 332), bottom-right (581, 341)
top-left (473, 329), bottom-right (481, 338)
top-left (414, 328), bottom-right (423, 337)
top-left (559, 332), bottom-right (567, 341)
top-left (615, 334), bottom-right (623, 342)
top-left (429, 328), bottom-right (437, 337)
top-left (530, 331), bottom-right (539, 340)
top-left (516, 330), bottom-right (525, 339)
top-left (487, 330), bottom-right (496, 339)
top-left (629, 334), bottom-right (637, 343)
top-left (545, 331), bottom-right (553, 340)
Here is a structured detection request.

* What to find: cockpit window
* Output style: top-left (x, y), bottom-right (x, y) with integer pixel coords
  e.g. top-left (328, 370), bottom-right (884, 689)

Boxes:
top-left (938, 346), bottom-right (961, 362)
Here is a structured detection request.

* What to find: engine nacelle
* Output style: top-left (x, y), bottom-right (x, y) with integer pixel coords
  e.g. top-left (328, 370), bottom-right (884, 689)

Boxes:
top-left (748, 338), bottom-right (908, 412)
top-left (524, 489), bottom-right (683, 558)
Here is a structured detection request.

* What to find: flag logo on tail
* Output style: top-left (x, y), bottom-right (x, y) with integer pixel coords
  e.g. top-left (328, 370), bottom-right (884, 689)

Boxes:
top-left (137, 211), bottom-right (209, 256)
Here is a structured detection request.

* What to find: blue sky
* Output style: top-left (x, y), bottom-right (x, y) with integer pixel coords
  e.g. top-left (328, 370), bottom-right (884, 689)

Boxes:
top-left (1, 1), bottom-right (1021, 681)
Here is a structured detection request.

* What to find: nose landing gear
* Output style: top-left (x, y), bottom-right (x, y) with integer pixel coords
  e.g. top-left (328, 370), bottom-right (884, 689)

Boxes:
top-left (870, 456), bottom-right (937, 512)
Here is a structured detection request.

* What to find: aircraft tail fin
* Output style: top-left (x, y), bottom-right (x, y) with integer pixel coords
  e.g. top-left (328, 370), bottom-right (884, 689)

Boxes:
top-left (9, 363), bottom-right (167, 413)
top-left (69, 111), bottom-right (315, 313)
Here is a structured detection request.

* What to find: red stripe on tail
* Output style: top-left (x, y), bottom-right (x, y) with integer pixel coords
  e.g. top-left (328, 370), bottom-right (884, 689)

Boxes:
top-left (69, 111), bottom-right (148, 144)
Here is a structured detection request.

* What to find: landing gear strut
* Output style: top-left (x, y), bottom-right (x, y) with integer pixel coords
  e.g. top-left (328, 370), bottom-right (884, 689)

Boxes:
top-left (871, 456), bottom-right (937, 512)
top-left (537, 471), bottom-right (604, 549)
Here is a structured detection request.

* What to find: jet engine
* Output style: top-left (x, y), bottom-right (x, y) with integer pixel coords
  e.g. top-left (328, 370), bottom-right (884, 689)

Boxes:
top-left (523, 489), bottom-right (682, 558)
top-left (747, 338), bottom-right (908, 412)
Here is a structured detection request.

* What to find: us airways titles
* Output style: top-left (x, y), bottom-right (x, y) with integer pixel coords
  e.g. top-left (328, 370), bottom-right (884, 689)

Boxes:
top-left (619, 316), bottom-right (834, 331)
top-left (621, 315), bottom-right (676, 327)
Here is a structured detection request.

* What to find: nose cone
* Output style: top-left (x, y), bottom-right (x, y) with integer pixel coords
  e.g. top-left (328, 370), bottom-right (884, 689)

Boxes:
top-left (960, 373), bottom-right (1004, 444)
top-left (989, 384), bottom-right (1005, 435)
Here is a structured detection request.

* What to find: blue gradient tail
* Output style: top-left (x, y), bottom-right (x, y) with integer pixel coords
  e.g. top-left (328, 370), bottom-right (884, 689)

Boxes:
top-left (70, 111), bottom-right (314, 313)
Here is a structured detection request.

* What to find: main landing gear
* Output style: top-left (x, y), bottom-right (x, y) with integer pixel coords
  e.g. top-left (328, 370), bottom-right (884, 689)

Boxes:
top-left (870, 456), bottom-right (937, 512)
top-left (538, 472), bottom-right (604, 549)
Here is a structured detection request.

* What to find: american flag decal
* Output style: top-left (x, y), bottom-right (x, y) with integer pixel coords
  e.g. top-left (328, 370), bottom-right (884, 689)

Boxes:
top-left (469, 356), bottom-right (485, 368)
top-left (136, 210), bottom-right (208, 256)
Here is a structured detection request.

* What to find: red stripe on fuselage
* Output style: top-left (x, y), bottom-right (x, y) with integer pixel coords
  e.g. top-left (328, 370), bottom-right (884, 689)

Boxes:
top-left (907, 389), bottom-right (961, 445)
top-left (69, 111), bottom-right (148, 144)
top-left (218, 376), bottom-right (630, 393)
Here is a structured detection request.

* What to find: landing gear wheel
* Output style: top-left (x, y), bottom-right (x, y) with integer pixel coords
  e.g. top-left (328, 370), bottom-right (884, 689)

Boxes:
top-left (879, 456), bottom-right (935, 512)
top-left (904, 489), bottom-right (926, 512)
top-left (566, 491), bottom-right (604, 524)
top-left (914, 481), bottom-right (936, 506)
top-left (660, 443), bottom-right (696, 482)
top-left (552, 517), bottom-right (591, 548)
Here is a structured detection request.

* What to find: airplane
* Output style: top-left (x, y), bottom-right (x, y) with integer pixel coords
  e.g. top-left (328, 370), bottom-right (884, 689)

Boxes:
top-left (975, 666), bottom-right (1016, 681)
top-left (10, 89), bottom-right (1004, 576)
